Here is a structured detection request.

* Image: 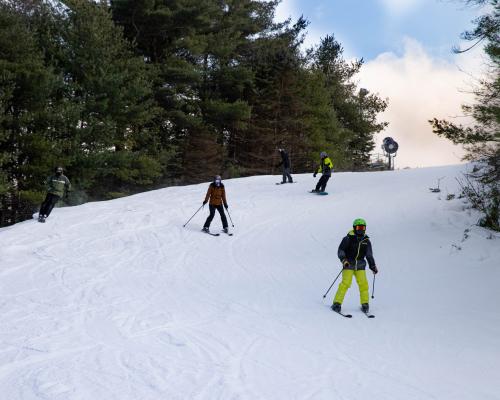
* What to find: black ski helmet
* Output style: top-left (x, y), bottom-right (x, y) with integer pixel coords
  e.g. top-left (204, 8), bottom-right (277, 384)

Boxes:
top-left (320, 151), bottom-right (327, 158)
top-left (214, 175), bottom-right (222, 186)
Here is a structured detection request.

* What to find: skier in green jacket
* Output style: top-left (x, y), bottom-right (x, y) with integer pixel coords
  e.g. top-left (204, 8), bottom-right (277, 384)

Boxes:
top-left (38, 166), bottom-right (71, 222)
top-left (331, 218), bottom-right (378, 313)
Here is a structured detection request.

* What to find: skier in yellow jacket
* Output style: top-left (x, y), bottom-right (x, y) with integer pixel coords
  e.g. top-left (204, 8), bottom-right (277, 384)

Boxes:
top-left (312, 151), bottom-right (333, 193)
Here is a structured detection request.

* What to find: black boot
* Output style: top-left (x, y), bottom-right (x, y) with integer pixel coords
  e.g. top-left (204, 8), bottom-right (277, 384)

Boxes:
top-left (331, 303), bottom-right (341, 312)
top-left (361, 303), bottom-right (369, 313)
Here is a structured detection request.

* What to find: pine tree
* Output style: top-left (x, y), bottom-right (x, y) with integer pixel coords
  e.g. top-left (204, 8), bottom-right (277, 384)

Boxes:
top-left (0, 2), bottom-right (62, 212)
top-left (56, 0), bottom-right (161, 199)
top-left (311, 35), bottom-right (388, 170)
top-left (430, 0), bottom-right (499, 230)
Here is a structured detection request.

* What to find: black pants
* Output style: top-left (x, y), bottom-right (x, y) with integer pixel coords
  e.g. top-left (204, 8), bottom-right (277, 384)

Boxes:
top-left (39, 193), bottom-right (60, 217)
top-left (282, 167), bottom-right (293, 183)
top-left (204, 204), bottom-right (228, 229)
top-left (315, 175), bottom-right (330, 192)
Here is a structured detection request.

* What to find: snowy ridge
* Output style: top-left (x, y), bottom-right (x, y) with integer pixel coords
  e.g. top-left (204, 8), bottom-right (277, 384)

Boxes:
top-left (1, 165), bottom-right (499, 399)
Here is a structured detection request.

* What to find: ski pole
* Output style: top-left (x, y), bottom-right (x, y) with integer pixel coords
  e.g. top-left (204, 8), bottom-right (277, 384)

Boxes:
top-left (183, 204), bottom-right (204, 227)
top-left (371, 274), bottom-right (376, 299)
top-left (322, 268), bottom-right (343, 298)
top-left (226, 207), bottom-right (235, 227)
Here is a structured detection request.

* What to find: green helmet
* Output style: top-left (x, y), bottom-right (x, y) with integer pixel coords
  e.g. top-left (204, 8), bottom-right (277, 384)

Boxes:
top-left (353, 218), bottom-right (366, 227)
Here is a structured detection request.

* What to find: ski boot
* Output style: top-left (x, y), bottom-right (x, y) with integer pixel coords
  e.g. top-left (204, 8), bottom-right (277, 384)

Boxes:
top-left (222, 227), bottom-right (229, 234)
top-left (331, 303), bottom-right (341, 312)
top-left (361, 303), bottom-right (369, 313)
top-left (202, 227), bottom-right (209, 233)
top-left (38, 214), bottom-right (46, 223)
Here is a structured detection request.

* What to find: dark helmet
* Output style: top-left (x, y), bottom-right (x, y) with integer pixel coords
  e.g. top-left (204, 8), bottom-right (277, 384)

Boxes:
top-left (320, 151), bottom-right (327, 158)
top-left (55, 166), bottom-right (64, 175)
top-left (214, 175), bottom-right (222, 186)
top-left (353, 218), bottom-right (366, 236)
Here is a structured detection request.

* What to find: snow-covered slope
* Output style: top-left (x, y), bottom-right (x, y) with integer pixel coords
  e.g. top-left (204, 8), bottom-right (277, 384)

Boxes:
top-left (1, 165), bottom-right (499, 400)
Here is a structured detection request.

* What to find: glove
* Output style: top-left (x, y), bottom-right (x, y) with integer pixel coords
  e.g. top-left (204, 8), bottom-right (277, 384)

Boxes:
top-left (203, 200), bottom-right (207, 205)
top-left (370, 265), bottom-right (378, 274)
top-left (342, 259), bottom-right (350, 268)
top-left (224, 204), bottom-right (228, 210)
top-left (313, 173), bottom-right (317, 178)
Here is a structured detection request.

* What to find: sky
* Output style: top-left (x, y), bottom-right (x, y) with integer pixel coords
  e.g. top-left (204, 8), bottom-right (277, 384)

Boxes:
top-left (275, 0), bottom-right (486, 168)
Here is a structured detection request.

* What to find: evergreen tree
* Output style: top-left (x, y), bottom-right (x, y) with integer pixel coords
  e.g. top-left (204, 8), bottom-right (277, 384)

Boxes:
top-left (430, 0), bottom-right (499, 230)
top-left (311, 35), bottom-right (388, 170)
top-left (0, 2), bottom-right (61, 205)
top-left (57, 0), bottom-right (161, 199)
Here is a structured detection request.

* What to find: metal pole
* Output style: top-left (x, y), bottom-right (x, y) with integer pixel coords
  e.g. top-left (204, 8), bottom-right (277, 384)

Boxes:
top-left (183, 204), bottom-right (204, 228)
top-left (226, 207), bottom-right (235, 227)
top-left (322, 268), bottom-right (343, 298)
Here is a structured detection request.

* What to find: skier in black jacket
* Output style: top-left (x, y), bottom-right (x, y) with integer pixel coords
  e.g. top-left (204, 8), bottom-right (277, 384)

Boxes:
top-left (331, 218), bottom-right (378, 313)
top-left (276, 148), bottom-right (293, 183)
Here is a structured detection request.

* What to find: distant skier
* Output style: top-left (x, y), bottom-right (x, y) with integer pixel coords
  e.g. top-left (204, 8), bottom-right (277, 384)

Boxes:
top-left (38, 166), bottom-right (71, 223)
top-left (202, 175), bottom-right (229, 233)
top-left (331, 218), bottom-right (378, 313)
top-left (276, 148), bottom-right (293, 184)
top-left (312, 151), bottom-right (333, 193)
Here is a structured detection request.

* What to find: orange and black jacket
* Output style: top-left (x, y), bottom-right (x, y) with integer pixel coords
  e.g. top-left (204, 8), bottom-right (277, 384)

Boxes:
top-left (204, 183), bottom-right (227, 207)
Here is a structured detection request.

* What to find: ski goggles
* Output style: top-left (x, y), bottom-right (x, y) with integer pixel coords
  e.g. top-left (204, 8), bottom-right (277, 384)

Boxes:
top-left (354, 225), bottom-right (366, 231)
top-left (215, 179), bottom-right (221, 185)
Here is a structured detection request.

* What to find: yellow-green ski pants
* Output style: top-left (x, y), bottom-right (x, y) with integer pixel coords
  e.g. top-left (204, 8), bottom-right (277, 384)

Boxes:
top-left (333, 269), bottom-right (369, 304)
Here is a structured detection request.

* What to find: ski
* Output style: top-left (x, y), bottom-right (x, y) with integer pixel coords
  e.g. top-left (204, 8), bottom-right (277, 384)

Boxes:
top-left (331, 307), bottom-right (352, 318)
top-left (202, 230), bottom-right (220, 236)
top-left (309, 191), bottom-right (328, 195)
top-left (361, 310), bottom-right (375, 318)
top-left (222, 231), bottom-right (233, 236)
top-left (276, 182), bottom-right (296, 185)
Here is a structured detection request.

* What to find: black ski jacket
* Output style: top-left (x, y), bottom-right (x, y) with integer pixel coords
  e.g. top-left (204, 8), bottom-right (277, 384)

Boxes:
top-left (337, 230), bottom-right (376, 270)
top-left (277, 150), bottom-right (290, 169)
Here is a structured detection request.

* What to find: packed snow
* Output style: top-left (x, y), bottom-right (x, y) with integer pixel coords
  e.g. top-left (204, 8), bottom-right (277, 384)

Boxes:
top-left (1, 165), bottom-right (499, 400)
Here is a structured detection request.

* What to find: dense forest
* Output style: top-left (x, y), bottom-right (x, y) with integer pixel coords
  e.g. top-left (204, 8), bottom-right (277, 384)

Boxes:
top-left (0, 0), bottom-right (388, 226)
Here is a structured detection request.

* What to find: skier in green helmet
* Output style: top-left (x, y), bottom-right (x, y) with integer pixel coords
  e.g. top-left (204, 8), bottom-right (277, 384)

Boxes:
top-left (331, 218), bottom-right (378, 313)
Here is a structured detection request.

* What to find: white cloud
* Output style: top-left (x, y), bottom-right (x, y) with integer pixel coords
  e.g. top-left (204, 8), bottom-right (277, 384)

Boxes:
top-left (379, 0), bottom-right (422, 16)
top-left (358, 38), bottom-right (484, 168)
top-left (274, 0), bottom-right (299, 22)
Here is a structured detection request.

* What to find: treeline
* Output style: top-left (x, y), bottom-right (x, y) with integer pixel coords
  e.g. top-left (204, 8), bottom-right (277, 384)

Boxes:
top-left (0, 0), bottom-right (387, 225)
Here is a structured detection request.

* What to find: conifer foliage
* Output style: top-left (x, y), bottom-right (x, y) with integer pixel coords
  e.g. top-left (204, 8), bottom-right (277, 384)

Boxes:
top-left (0, 0), bottom-right (388, 226)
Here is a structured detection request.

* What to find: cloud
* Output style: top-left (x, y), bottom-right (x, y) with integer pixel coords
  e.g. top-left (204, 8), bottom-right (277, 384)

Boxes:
top-left (274, 0), bottom-right (299, 22)
top-left (379, 0), bottom-right (422, 16)
top-left (358, 38), bottom-right (483, 168)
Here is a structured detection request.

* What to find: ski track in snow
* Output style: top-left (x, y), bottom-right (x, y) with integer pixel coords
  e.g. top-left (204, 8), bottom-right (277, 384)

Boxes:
top-left (1, 165), bottom-right (500, 399)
